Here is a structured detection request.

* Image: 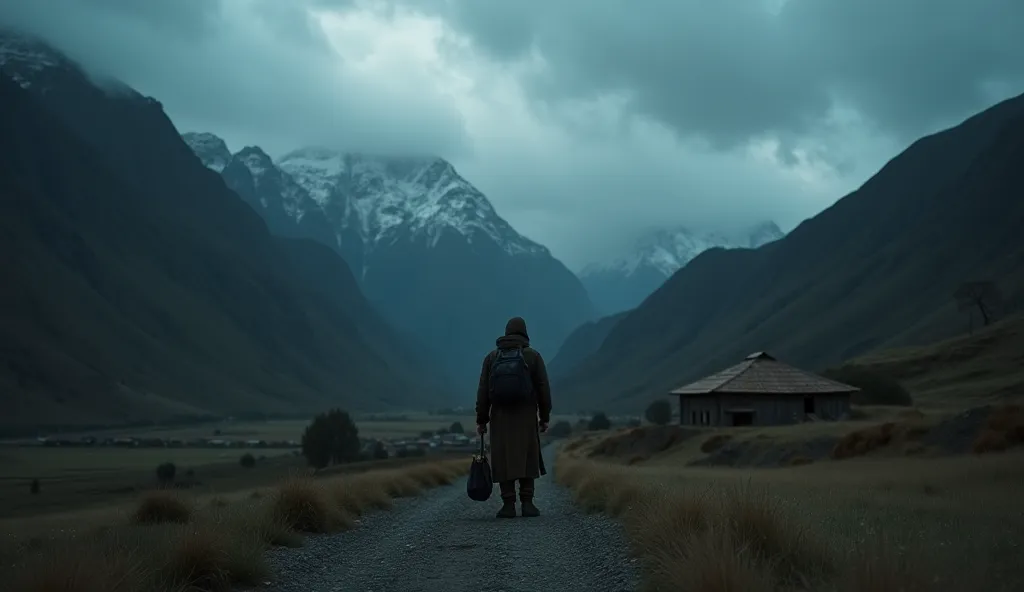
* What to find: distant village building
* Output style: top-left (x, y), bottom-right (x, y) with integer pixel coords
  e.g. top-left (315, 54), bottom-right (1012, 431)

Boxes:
top-left (670, 352), bottom-right (859, 427)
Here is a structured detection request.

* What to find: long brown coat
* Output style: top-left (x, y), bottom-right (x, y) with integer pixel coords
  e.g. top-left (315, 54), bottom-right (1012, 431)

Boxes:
top-left (476, 318), bottom-right (552, 483)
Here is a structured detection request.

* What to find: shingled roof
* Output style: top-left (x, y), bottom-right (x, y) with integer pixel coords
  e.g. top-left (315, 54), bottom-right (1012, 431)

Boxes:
top-left (669, 352), bottom-right (860, 396)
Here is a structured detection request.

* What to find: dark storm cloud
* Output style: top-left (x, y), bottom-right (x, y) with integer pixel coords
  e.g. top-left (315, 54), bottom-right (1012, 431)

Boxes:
top-left (0, 0), bottom-right (470, 159)
top-left (2, 0), bottom-right (1021, 269)
top-left (426, 0), bottom-right (1024, 147)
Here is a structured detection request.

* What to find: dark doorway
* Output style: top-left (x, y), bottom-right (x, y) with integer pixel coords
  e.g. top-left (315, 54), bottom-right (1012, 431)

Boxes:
top-left (730, 411), bottom-right (754, 426)
top-left (804, 396), bottom-right (815, 415)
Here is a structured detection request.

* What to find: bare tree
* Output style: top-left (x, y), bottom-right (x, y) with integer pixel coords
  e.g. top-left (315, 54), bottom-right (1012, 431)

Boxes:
top-left (954, 281), bottom-right (1002, 330)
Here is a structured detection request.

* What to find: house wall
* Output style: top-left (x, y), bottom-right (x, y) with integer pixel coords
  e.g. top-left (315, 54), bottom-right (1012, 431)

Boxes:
top-left (679, 395), bottom-right (720, 426)
top-left (810, 393), bottom-right (852, 420)
top-left (678, 392), bottom-right (853, 426)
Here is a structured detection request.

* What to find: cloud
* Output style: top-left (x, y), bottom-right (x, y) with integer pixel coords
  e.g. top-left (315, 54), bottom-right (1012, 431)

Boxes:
top-left (2, 0), bottom-right (1022, 269)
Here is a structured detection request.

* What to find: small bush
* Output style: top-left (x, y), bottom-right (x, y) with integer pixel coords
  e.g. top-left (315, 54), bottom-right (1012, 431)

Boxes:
top-left (371, 440), bottom-right (389, 460)
top-left (449, 421), bottom-right (465, 434)
top-left (132, 491), bottom-right (193, 524)
top-left (822, 366), bottom-right (914, 406)
top-left (644, 399), bottom-right (673, 426)
top-left (30, 478), bottom-right (40, 495)
top-left (588, 412), bottom-right (612, 431)
top-left (548, 420), bottom-right (573, 438)
top-left (156, 462), bottom-right (176, 486)
top-left (239, 453), bottom-right (256, 469)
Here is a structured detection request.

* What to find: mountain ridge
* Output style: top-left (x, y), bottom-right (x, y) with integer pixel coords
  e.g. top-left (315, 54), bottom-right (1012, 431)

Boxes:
top-left (580, 222), bottom-right (785, 314)
top-left (185, 132), bottom-right (596, 386)
top-left (0, 31), bottom-right (453, 428)
top-left (556, 91), bottom-right (1024, 412)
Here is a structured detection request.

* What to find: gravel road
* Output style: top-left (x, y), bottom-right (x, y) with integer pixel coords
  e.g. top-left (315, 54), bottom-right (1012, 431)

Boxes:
top-left (255, 446), bottom-right (639, 592)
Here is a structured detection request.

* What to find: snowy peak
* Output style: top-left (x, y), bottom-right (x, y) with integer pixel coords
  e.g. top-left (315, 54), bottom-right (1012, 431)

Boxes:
top-left (0, 30), bottom-right (69, 90)
top-left (583, 222), bottom-right (785, 278)
top-left (0, 29), bottom-right (136, 97)
top-left (277, 147), bottom-right (548, 256)
top-left (182, 132), bottom-right (232, 172)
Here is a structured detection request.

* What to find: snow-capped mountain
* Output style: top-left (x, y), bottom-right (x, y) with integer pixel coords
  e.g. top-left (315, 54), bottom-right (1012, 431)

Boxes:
top-left (580, 222), bottom-right (785, 314)
top-left (183, 132), bottom-right (232, 172)
top-left (275, 147), bottom-right (550, 260)
top-left (184, 134), bottom-right (595, 384)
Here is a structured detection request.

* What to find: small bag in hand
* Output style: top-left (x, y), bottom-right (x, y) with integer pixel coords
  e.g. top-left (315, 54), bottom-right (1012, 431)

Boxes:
top-left (466, 433), bottom-right (493, 502)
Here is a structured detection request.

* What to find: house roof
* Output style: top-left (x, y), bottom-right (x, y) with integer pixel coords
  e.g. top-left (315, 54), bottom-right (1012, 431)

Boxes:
top-left (670, 352), bottom-right (860, 396)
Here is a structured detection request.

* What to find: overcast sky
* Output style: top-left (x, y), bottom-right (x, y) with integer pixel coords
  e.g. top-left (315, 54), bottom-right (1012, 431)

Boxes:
top-left (3, 0), bottom-right (1023, 268)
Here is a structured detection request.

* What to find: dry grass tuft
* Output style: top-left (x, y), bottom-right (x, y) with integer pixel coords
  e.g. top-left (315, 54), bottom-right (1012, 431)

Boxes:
top-left (972, 404), bottom-right (1024, 454)
top-left (131, 491), bottom-right (193, 525)
top-left (701, 433), bottom-right (732, 453)
top-left (271, 477), bottom-right (352, 533)
top-left (554, 452), bottom-right (944, 592)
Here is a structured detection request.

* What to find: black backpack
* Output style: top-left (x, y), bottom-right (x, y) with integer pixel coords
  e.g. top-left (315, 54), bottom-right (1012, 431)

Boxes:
top-left (488, 347), bottom-right (533, 407)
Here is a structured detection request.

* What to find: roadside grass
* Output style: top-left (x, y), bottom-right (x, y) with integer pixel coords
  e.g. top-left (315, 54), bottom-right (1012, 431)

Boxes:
top-left (555, 447), bottom-right (1024, 592)
top-left (1, 458), bottom-right (468, 592)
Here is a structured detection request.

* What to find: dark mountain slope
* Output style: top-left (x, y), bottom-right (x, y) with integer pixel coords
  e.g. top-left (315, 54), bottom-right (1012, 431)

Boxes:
top-left (556, 93), bottom-right (1024, 412)
top-left (0, 71), bottom-right (447, 430)
top-left (549, 311), bottom-right (629, 381)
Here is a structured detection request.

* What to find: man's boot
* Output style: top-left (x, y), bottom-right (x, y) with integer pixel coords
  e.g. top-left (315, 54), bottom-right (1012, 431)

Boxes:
top-left (497, 480), bottom-right (517, 518)
top-left (519, 478), bottom-right (539, 517)
top-left (496, 501), bottom-right (517, 518)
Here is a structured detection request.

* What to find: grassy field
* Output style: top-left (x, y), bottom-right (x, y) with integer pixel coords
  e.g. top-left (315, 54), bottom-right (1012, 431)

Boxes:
top-left (15, 413), bottom-right (481, 442)
top-left (0, 457), bottom-right (470, 592)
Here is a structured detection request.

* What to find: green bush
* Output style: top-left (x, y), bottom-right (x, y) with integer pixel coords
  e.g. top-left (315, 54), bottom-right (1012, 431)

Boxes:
top-left (548, 420), bottom-right (573, 438)
top-left (449, 421), bottom-right (465, 434)
top-left (588, 412), bottom-right (612, 431)
top-left (301, 408), bottom-right (361, 469)
top-left (156, 462), bottom-right (176, 486)
top-left (239, 453), bottom-right (256, 469)
top-left (822, 366), bottom-right (914, 407)
top-left (644, 399), bottom-right (673, 425)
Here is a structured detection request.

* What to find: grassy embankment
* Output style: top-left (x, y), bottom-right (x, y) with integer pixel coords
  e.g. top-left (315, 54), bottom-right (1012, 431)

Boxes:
top-left (556, 317), bottom-right (1024, 591)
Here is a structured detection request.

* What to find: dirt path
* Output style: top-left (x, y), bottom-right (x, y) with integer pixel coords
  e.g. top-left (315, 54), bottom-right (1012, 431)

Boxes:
top-left (256, 446), bottom-right (639, 592)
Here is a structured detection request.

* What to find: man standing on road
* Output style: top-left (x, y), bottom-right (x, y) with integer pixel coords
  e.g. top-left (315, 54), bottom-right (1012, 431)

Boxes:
top-left (476, 316), bottom-right (552, 518)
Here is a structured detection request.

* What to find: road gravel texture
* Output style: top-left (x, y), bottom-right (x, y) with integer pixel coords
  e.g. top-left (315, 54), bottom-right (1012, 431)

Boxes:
top-left (255, 446), bottom-right (639, 592)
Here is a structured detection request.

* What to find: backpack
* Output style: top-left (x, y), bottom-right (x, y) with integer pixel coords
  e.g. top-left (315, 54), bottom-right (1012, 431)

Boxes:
top-left (488, 347), bottom-right (533, 407)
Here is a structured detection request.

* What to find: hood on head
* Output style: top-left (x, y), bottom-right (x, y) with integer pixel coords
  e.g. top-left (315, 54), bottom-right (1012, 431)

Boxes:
top-left (504, 317), bottom-right (529, 340)
top-left (496, 317), bottom-right (529, 349)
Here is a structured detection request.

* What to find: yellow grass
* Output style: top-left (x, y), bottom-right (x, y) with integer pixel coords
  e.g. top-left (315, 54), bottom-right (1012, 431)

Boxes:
top-left (556, 444), bottom-right (1024, 591)
top-left (0, 458), bottom-right (468, 592)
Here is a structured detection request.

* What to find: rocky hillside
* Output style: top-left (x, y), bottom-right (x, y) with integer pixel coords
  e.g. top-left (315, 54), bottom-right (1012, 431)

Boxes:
top-left (556, 92), bottom-right (1024, 412)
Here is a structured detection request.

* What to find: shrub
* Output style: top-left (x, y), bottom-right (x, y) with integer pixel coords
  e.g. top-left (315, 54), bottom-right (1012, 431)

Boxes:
top-left (371, 440), bottom-right (389, 460)
top-left (132, 491), bottom-right (192, 524)
top-left (588, 412), bottom-right (612, 431)
top-left (449, 421), bottom-right (465, 434)
top-left (239, 453), bottom-right (256, 469)
top-left (156, 462), bottom-right (176, 486)
top-left (301, 408), bottom-right (361, 469)
top-left (822, 366), bottom-right (914, 406)
top-left (30, 478), bottom-right (40, 495)
top-left (644, 399), bottom-right (673, 425)
top-left (271, 477), bottom-right (350, 533)
top-left (548, 420), bottom-right (573, 438)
